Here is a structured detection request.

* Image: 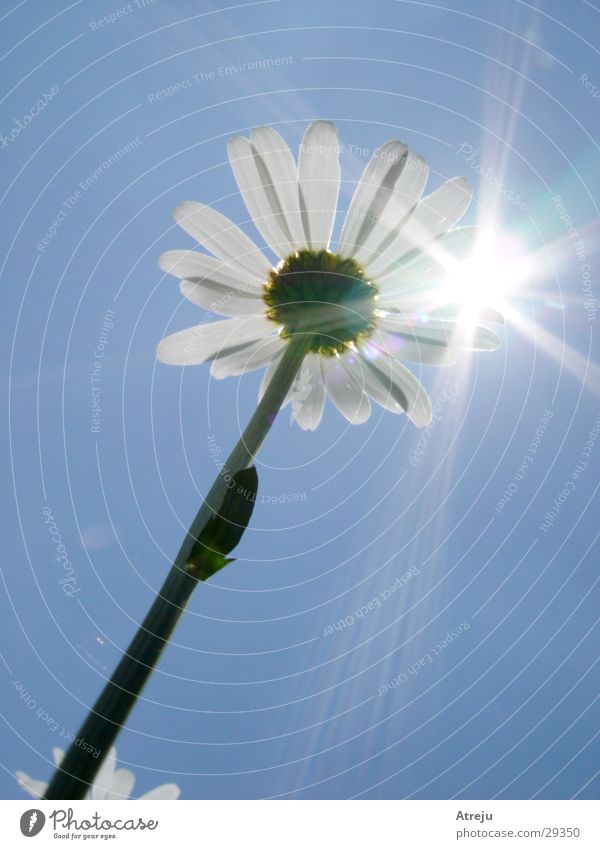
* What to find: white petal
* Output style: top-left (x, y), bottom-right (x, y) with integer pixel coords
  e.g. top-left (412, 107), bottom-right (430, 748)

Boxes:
top-left (228, 135), bottom-right (295, 257)
top-left (101, 767), bottom-right (135, 801)
top-left (359, 361), bottom-right (404, 413)
top-left (91, 747), bottom-right (117, 801)
top-left (377, 315), bottom-right (460, 338)
top-left (172, 201), bottom-right (272, 281)
top-left (457, 324), bottom-right (502, 351)
top-left (157, 316), bottom-right (273, 366)
top-left (16, 771), bottom-right (47, 799)
top-left (375, 226), bottom-right (479, 302)
top-left (210, 335), bottom-right (284, 379)
top-left (376, 299), bottom-right (504, 327)
top-left (376, 330), bottom-right (456, 364)
top-left (139, 783), bottom-right (181, 800)
top-left (359, 348), bottom-right (432, 426)
top-left (179, 280), bottom-right (263, 317)
top-left (298, 121), bottom-right (340, 249)
top-left (322, 355), bottom-right (371, 424)
top-left (338, 140), bottom-right (408, 257)
top-left (160, 250), bottom-right (246, 287)
top-left (290, 354), bottom-right (325, 430)
top-left (354, 151), bottom-right (428, 266)
top-left (162, 251), bottom-right (264, 316)
top-left (377, 316), bottom-right (501, 351)
top-left (366, 177), bottom-right (473, 278)
top-left (428, 304), bottom-right (505, 324)
top-left (250, 126), bottom-right (306, 249)
top-left (258, 352), bottom-right (292, 408)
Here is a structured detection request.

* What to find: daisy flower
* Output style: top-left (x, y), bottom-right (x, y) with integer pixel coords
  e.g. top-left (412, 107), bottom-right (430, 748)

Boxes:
top-left (157, 121), bottom-right (501, 430)
top-left (16, 747), bottom-right (180, 800)
top-left (42, 124), bottom-right (505, 801)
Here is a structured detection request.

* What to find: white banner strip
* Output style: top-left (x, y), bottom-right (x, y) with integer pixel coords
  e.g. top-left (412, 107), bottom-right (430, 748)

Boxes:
top-left (2, 800), bottom-right (598, 847)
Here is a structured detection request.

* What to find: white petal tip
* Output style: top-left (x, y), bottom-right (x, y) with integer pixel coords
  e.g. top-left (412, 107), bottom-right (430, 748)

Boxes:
top-left (415, 413), bottom-right (432, 428)
top-left (454, 175), bottom-right (473, 194)
top-left (309, 119), bottom-right (337, 132)
top-left (156, 341), bottom-right (195, 366)
top-left (158, 251), bottom-right (179, 275)
top-left (486, 337), bottom-right (502, 352)
top-left (140, 783), bottom-right (182, 800)
top-left (472, 327), bottom-right (503, 351)
top-left (209, 364), bottom-right (230, 379)
top-left (228, 134), bottom-right (247, 149)
top-left (172, 200), bottom-right (196, 220)
top-left (411, 396), bottom-right (433, 428)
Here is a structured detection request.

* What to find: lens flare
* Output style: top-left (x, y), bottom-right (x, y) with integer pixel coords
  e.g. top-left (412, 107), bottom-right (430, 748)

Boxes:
top-left (441, 231), bottom-right (533, 328)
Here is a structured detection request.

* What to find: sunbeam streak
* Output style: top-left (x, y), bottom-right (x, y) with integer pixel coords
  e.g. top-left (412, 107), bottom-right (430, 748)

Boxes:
top-left (501, 302), bottom-right (600, 397)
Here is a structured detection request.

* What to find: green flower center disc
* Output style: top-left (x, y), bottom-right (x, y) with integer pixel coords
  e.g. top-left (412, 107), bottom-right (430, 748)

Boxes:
top-left (264, 249), bottom-right (378, 354)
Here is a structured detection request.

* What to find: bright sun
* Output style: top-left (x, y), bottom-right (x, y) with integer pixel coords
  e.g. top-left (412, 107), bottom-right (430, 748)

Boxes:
top-left (441, 231), bottom-right (532, 327)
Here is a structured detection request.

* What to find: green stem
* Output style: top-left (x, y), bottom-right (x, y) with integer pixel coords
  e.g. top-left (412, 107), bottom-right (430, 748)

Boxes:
top-left (44, 334), bottom-right (311, 800)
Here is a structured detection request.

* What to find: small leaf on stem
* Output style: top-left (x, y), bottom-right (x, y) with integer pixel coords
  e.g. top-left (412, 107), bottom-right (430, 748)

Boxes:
top-left (187, 466), bottom-right (259, 580)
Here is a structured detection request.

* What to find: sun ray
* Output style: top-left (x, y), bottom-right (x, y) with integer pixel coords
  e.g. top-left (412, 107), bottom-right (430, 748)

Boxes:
top-left (500, 301), bottom-right (600, 397)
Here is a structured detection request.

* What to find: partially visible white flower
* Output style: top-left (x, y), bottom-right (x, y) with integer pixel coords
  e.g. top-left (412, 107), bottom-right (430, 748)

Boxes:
top-left (290, 362), bottom-right (317, 426)
top-left (157, 121), bottom-right (502, 430)
top-left (16, 747), bottom-right (180, 800)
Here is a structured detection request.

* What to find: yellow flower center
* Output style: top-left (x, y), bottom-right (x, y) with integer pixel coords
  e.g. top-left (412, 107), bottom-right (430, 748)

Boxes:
top-left (264, 249), bottom-right (378, 355)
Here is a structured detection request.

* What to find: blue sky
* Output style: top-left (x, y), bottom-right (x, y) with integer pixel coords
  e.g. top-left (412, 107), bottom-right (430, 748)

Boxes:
top-left (1, 0), bottom-right (599, 800)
